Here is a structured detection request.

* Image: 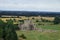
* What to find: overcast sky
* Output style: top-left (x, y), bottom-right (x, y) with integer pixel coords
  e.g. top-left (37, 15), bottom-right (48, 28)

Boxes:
top-left (0, 0), bottom-right (60, 12)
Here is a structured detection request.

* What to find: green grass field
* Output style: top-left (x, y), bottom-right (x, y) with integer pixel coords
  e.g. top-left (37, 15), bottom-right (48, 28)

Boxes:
top-left (16, 24), bottom-right (60, 40)
top-left (36, 24), bottom-right (60, 30)
top-left (16, 31), bottom-right (60, 40)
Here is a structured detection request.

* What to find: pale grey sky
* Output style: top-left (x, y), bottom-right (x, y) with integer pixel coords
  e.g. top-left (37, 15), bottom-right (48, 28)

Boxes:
top-left (0, 0), bottom-right (60, 12)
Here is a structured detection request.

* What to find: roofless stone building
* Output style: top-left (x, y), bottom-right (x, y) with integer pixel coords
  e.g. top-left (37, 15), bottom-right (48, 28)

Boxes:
top-left (18, 20), bottom-right (35, 30)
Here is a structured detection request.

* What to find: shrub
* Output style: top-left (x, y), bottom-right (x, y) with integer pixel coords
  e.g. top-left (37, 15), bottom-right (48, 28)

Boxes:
top-left (20, 34), bottom-right (26, 39)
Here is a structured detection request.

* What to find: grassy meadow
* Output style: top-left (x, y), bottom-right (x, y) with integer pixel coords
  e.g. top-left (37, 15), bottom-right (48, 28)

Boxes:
top-left (16, 24), bottom-right (60, 40)
top-left (16, 30), bottom-right (60, 40)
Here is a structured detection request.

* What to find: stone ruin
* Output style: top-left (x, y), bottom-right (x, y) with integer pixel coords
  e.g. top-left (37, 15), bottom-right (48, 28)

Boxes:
top-left (18, 20), bottom-right (58, 32)
top-left (18, 20), bottom-right (35, 30)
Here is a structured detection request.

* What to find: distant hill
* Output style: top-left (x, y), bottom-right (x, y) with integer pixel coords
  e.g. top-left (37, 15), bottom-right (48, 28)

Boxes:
top-left (0, 11), bottom-right (60, 17)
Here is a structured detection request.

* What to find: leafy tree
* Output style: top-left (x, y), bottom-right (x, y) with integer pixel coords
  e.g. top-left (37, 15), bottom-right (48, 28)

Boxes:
top-left (54, 16), bottom-right (60, 24)
top-left (14, 24), bottom-right (20, 30)
top-left (19, 20), bottom-right (24, 24)
top-left (36, 20), bottom-right (40, 22)
top-left (41, 18), bottom-right (46, 22)
top-left (0, 19), bottom-right (5, 40)
top-left (41, 18), bottom-right (51, 22)
top-left (3, 19), bottom-right (18, 40)
top-left (32, 17), bottom-right (35, 20)
top-left (13, 18), bottom-right (16, 22)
